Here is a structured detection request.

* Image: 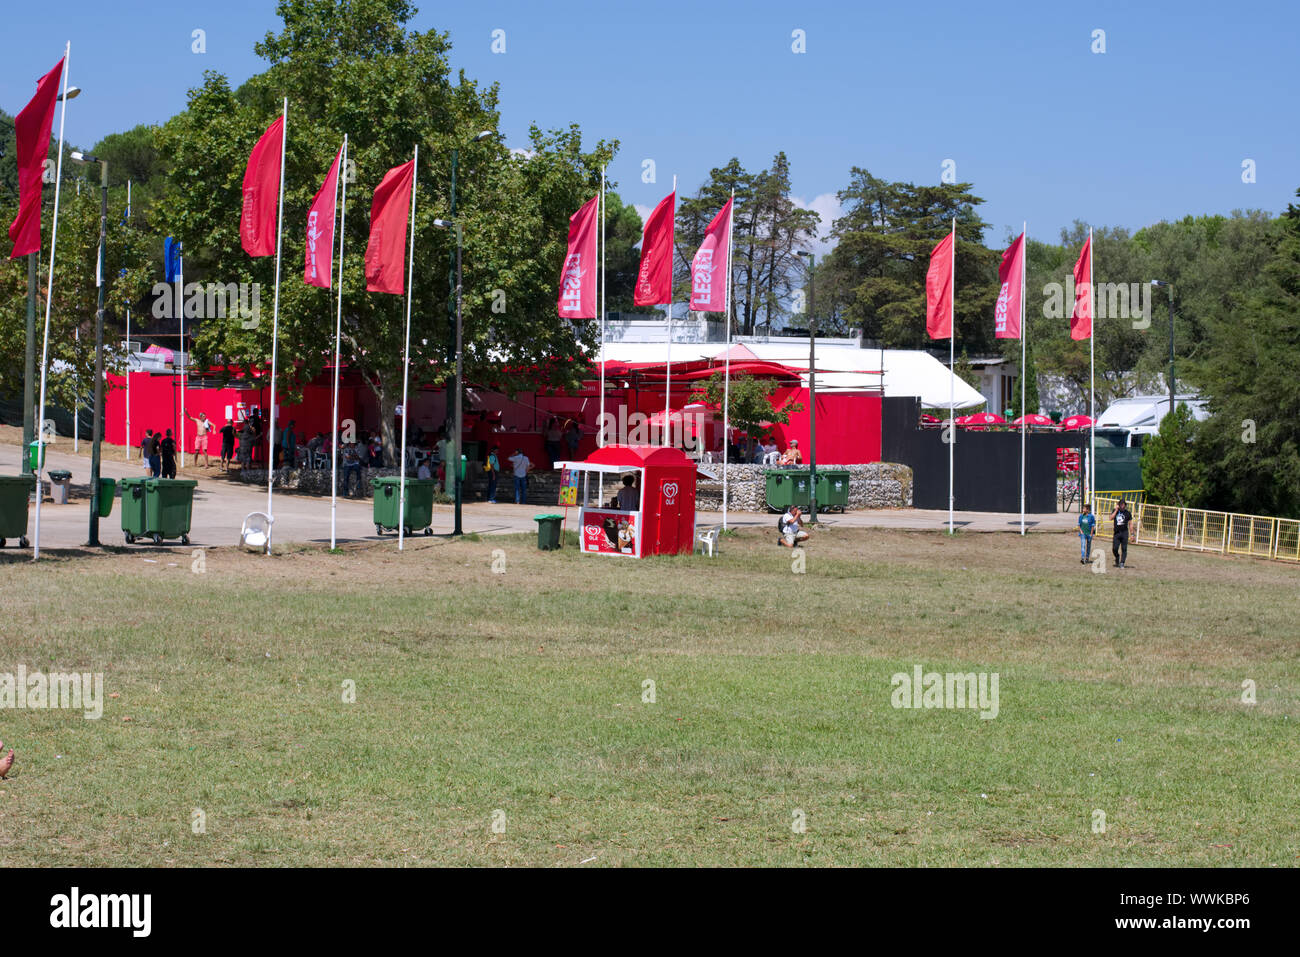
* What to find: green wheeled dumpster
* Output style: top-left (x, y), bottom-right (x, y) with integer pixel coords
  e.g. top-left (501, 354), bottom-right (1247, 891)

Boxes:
top-left (0, 474), bottom-right (36, 548)
top-left (371, 476), bottom-right (436, 536)
top-left (765, 469), bottom-right (812, 512)
top-left (97, 477), bottom-right (116, 517)
top-left (815, 470), bottom-right (851, 512)
top-left (119, 477), bottom-right (148, 543)
top-left (144, 479), bottom-right (197, 545)
top-left (534, 513), bottom-right (562, 550)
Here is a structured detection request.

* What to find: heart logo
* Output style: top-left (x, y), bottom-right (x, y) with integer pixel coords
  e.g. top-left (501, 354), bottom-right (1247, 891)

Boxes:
top-left (662, 482), bottom-right (679, 504)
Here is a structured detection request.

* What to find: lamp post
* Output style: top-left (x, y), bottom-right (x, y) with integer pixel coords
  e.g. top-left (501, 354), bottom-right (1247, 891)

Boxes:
top-left (1151, 280), bottom-right (1175, 421)
top-left (21, 85), bottom-right (81, 477)
top-left (70, 148), bottom-right (107, 546)
top-left (796, 250), bottom-right (817, 523)
top-left (444, 130), bottom-right (494, 536)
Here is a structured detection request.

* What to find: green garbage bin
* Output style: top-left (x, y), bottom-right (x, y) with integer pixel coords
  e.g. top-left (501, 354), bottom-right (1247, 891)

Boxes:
top-left (119, 477), bottom-right (149, 543)
top-left (97, 477), bottom-right (116, 518)
top-left (534, 513), bottom-right (562, 550)
top-left (815, 470), bottom-right (851, 512)
top-left (28, 440), bottom-right (44, 472)
top-left (143, 479), bottom-right (197, 545)
top-left (765, 469), bottom-right (812, 512)
top-left (371, 476), bottom-right (437, 536)
top-left (0, 474), bottom-right (36, 548)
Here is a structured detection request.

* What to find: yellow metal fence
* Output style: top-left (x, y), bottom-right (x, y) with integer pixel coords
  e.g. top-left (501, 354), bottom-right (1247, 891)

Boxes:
top-left (1092, 494), bottom-right (1300, 564)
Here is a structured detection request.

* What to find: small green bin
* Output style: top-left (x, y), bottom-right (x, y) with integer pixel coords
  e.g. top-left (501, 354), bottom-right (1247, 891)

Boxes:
top-left (765, 469), bottom-right (812, 512)
top-left (534, 513), bottom-right (562, 550)
top-left (97, 477), bottom-right (116, 518)
top-left (119, 477), bottom-right (149, 542)
top-left (144, 479), bottom-right (197, 544)
top-left (815, 470), bottom-right (851, 512)
top-left (0, 474), bottom-right (36, 547)
top-left (371, 476), bottom-right (437, 535)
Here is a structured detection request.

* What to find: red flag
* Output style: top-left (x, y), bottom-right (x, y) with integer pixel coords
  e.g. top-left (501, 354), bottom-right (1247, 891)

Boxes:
top-left (994, 231), bottom-right (1025, 339)
top-left (925, 231), bottom-right (954, 339)
top-left (365, 159), bottom-right (415, 295)
top-left (304, 145), bottom-right (342, 288)
top-left (1071, 235), bottom-right (1092, 340)
top-left (7, 57), bottom-right (65, 259)
top-left (634, 191), bottom-right (675, 305)
top-left (240, 115), bottom-right (284, 257)
top-left (689, 197), bottom-right (732, 312)
top-left (557, 194), bottom-right (599, 319)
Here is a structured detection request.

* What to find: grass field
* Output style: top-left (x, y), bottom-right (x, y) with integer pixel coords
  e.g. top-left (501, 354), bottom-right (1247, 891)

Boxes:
top-left (0, 526), bottom-right (1296, 866)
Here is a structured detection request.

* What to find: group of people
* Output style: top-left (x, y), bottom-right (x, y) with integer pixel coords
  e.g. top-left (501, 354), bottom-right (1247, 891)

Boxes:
top-left (481, 445), bottom-right (535, 504)
top-left (727, 434), bottom-right (801, 467)
top-left (542, 417), bottom-right (583, 468)
top-left (1077, 499), bottom-right (1136, 568)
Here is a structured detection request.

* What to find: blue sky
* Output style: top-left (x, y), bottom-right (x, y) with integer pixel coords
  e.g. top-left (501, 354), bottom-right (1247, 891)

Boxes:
top-left (4, 0), bottom-right (1297, 253)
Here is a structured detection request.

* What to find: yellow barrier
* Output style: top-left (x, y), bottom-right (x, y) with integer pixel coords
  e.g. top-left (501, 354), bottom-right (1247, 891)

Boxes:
top-left (1091, 494), bottom-right (1300, 564)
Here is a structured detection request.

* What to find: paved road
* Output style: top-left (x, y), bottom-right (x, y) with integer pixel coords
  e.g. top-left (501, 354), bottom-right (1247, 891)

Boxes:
top-left (1, 441), bottom-right (1073, 550)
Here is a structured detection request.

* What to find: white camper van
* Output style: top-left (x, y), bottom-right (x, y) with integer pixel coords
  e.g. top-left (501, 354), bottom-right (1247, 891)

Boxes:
top-left (1095, 394), bottom-right (1209, 447)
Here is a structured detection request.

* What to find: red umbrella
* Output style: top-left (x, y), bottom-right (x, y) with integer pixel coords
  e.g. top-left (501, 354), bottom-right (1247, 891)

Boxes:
top-left (1061, 414), bottom-right (1093, 430)
top-left (1012, 413), bottom-right (1056, 427)
top-left (965, 412), bottom-right (1007, 426)
top-left (920, 413), bottom-right (941, 424)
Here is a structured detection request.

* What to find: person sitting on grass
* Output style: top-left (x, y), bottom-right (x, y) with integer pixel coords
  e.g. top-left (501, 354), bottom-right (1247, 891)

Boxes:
top-left (779, 505), bottom-right (810, 548)
top-left (1078, 503), bottom-right (1096, 564)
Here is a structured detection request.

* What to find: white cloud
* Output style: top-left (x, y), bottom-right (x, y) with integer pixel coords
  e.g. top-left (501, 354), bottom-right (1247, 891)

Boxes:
top-left (790, 192), bottom-right (842, 258)
top-left (633, 203), bottom-right (653, 224)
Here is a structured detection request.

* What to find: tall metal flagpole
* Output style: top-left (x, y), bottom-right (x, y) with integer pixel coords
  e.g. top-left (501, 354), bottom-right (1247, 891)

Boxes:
top-left (1020, 221), bottom-right (1027, 536)
top-left (947, 217), bottom-right (955, 535)
top-left (397, 145), bottom-right (418, 553)
top-left (722, 189), bottom-right (734, 530)
top-left (329, 135), bottom-right (348, 550)
top-left (1088, 226), bottom-right (1095, 508)
top-left (663, 176), bottom-right (675, 445)
top-left (178, 241), bottom-right (186, 469)
top-left (264, 98), bottom-right (288, 555)
top-left (598, 166), bottom-right (606, 447)
top-left (33, 41), bottom-right (72, 562)
top-left (125, 180), bottom-right (131, 462)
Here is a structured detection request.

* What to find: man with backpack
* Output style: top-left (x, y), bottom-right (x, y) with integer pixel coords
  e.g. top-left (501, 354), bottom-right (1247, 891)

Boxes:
top-left (778, 505), bottom-right (810, 548)
top-left (159, 429), bottom-right (178, 479)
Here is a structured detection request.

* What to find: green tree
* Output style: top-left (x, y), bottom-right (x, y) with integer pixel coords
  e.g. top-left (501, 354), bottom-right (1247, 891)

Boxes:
top-left (698, 371), bottom-right (802, 443)
top-left (1142, 404), bottom-right (1208, 508)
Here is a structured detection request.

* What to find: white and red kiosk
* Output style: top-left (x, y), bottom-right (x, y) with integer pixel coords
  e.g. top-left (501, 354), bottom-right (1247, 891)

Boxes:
top-left (555, 444), bottom-right (699, 557)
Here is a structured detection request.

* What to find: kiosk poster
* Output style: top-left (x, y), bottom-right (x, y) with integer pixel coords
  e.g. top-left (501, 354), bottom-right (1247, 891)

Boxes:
top-left (581, 509), bottom-right (638, 556)
top-left (559, 468), bottom-right (578, 506)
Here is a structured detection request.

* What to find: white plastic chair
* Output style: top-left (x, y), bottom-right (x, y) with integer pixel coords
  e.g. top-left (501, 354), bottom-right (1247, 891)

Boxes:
top-left (695, 526), bottom-right (720, 557)
top-left (241, 511), bottom-right (273, 550)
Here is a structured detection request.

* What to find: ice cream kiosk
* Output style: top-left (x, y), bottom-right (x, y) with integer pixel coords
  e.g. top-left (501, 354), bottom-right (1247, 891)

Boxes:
top-left (555, 444), bottom-right (698, 557)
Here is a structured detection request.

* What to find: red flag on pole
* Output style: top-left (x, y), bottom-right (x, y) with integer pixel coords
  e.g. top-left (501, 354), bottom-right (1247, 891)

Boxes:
top-left (557, 194), bottom-right (599, 319)
top-left (994, 231), bottom-right (1025, 339)
top-left (925, 231), bottom-right (954, 339)
top-left (240, 116), bottom-right (284, 257)
top-left (304, 145), bottom-right (342, 288)
top-left (1070, 235), bottom-right (1092, 340)
top-left (7, 56), bottom-right (65, 259)
top-left (634, 191), bottom-right (675, 305)
top-left (690, 197), bottom-right (732, 312)
top-left (365, 159), bottom-right (415, 294)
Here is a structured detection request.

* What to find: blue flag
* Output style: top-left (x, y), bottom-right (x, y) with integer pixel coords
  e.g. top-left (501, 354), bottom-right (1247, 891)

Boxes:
top-left (164, 237), bottom-right (182, 283)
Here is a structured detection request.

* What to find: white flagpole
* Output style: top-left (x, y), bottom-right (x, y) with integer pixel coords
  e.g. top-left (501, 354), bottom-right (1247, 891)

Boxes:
top-left (33, 41), bottom-right (72, 562)
top-left (397, 145), bottom-right (418, 553)
top-left (1088, 226), bottom-right (1095, 509)
top-left (330, 135), bottom-right (348, 550)
top-left (125, 179), bottom-right (131, 462)
top-left (722, 190), bottom-right (734, 531)
top-left (598, 166), bottom-right (606, 448)
top-left (179, 241), bottom-right (186, 469)
top-left (1020, 222), bottom-right (1027, 536)
top-left (664, 176), bottom-right (675, 446)
top-left (264, 98), bottom-right (288, 555)
top-left (948, 217), bottom-right (955, 535)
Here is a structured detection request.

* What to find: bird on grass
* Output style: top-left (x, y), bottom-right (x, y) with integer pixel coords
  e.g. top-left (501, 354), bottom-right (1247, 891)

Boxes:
top-left (0, 747), bottom-right (13, 779)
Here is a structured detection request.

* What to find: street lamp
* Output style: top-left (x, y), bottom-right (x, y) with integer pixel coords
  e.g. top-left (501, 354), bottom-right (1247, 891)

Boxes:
top-left (444, 130), bottom-right (494, 536)
top-left (1151, 280), bottom-right (1175, 422)
top-left (70, 149), bottom-right (108, 546)
top-left (795, 250), bottom-right (818, 523)
top-left (21, 86), bottom-right (82, 477)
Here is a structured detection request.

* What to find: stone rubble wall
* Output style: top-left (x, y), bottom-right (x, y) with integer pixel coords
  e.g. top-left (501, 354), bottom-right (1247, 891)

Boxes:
top-left (695, 463), bottom-right (913, 512)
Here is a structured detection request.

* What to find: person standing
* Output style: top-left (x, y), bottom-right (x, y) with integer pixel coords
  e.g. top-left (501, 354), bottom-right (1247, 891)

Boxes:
top-left (544, 417), bottom-right (563, 467)
top-left (140, 429), bottom-right (157, 476)
top-left (219, 418), bottom-right (236, 471)
top-left (1110, 498), bottom-right (1135, 569)
top-left (564, 420), bottom-right (582, 461)
top-left (159, 429), bottom-right (177, 479)
top-left (186, 411), bottom-right (214, 468)
top-left (484, 445), bottom-right (501, 504)
top-left (342, 440), bottom-right (363, 497)
top-left (1077, 503), bottom-right (1097, 564)
top-left (507, 448), bottom-right (532, 504)
top-left (282, 420), bottom-right (297, 470)
top-left (237, 419), bottom-right (255, 469)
